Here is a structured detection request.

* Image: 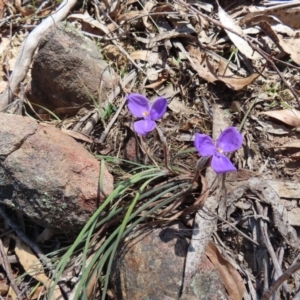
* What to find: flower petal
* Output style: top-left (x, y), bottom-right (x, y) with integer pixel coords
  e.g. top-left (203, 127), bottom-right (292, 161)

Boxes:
top-left (211, 153), bottom-right (236, 174)
top-left (194, 133), bottom-right (216, 156)
top-left (150, 97), bottom-right (167, 121)
top-left (216, 127), bottom-right (243, 153)
top-left (127, 93), bottom-right (150, 118)
top-left (133, 120), bottom-right (156, 135)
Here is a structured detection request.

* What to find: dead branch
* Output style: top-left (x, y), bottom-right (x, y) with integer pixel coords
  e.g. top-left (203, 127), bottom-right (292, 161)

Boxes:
top-left (0, 239), bottom-right (21, 298)
top-left (262, 262), bottom-right (300, 300)
top-left (0, 0), bottom-right (78, 110)
top-left (255, 201), bottom-right (289, 293)
top-left (0, 206), bottom-right (52, 272)
top-left (182, 104), bottom-right (231, 295)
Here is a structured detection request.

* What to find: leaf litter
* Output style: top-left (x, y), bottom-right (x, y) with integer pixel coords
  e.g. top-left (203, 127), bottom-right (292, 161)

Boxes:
top-left (1, 0), bottom-right (300, 299)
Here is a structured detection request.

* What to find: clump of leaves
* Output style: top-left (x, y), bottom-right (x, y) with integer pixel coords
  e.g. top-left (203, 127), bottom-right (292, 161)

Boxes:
top-left (47, 159), bottom-right (194, 299)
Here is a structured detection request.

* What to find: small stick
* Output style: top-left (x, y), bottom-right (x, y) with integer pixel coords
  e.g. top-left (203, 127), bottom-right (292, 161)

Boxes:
top-left (155, 126), bottom-right (176, 174)
top-left (99, 71), bottom-right (137, 143)
top-left (191, 157), bottom-right (210, 184)
top-left (203, 207), bottom-right (259, 246)
top-left (0, 239), bottom-right (21, 298)
top-left (255, 202), bottom-right (289, 293)
top-left (0, 0), bottom-right (79, 110)
top-left (99, 97), bottom-right (127, 143)
top-left (0, 206), bottom-right (53, 272)
top-left (262, 262), bottom-right (300, 300)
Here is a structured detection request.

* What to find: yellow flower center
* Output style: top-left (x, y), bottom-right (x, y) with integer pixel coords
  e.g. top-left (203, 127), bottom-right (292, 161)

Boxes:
top-left (143, 111), bottom-right (149, 117)
top-left (217, 147), bottom-right (224, 154)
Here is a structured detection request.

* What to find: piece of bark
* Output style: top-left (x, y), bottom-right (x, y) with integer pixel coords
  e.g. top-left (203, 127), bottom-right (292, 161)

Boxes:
top-left (181, 105), bottom-right (231, 298)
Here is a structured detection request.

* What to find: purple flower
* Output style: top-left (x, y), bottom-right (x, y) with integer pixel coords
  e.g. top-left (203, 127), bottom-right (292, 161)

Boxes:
top-left (127, 93), bottom-right (167, 135)
top-left (194, 127), bottom-right (243, 174)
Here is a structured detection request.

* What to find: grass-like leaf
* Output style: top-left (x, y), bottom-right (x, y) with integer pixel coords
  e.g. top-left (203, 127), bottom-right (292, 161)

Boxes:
top-left (48, 167), bottom-right (165, 299)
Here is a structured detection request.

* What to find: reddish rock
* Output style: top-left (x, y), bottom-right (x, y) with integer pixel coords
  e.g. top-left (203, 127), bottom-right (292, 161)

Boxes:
top-left (0, 113), bottom-right (114, 231)
top-left (110, 222), bottom-right (189, 299)
top-left (110, 222), bottom-right (230, 300)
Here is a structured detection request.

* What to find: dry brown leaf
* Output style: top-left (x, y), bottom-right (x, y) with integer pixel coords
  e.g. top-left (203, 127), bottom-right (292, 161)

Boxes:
top-left (186, 46), bottom-right (259, 90)
top-left (151, 4), bottom-right (177, 15)
top-left (108, 0), bottom-right (122, 16)
top-left (103, 44), bottom-right (128, 66)
top-left (0, 0), bottom-right (4, 19)
top-left (260, 109), bottom-right (300, 127)
top-left (29, 286), bottom-right (46, 300)
top-left (258, 21), bottom-right (300, 64)
top-left (205, 242), bottom-right (244, 300)
top-left (68, 12), bottom-right (111, 35)
top-left (126, 0), bottom-right (138, 5)
top-left (195, 2), bottom-right (213, 13)
top-left (272, 23), bottom-right (295, 37)
top-left (175, 132), bottom-right (194, 142)
top-left (130, 50), bottom-right (162, 65)
top-left (61, 129), bottom-right (93, 143)
top-left (14, 0), bottom-right (34, 16)
top-left (146, 67), bottom-right (159, 82)
top-left (0, 36), bottom-right (10, 57)
top-left (12, 237), bottom-right (62, 299)
top-left (144, 78), bottom-right (167, 89)
top-left (7, 286), bottom-right (17, 300)
top-left (145, 70), bottom-right (168, 89)
top-left (142, 2), bottom-right (154, 30)
top-left (186, 45), bottom-right (218, 83)
top-left (244, 21), bottom-right (295, 37)
top-left (14, 238), bottom-right (48, 284)
top-left (0, 37), bottom-right (14, 78)
top-left (133, 30), bottom-right (196, 44)
top-left (243, 14), bottom-right (282, 27)
top-left (241, 6), bottom-right (300, 29)
top-left (217, 60), bottom-right (260, 90)
top-left (289, 152), bottom-right (300, 160)
top-left (278, 36), bottom-right (300, 66)
top-left (157, 83), bottom-right (180, 100)
top-left (286, 207), bottom-right (300, 226)
top-left (253, 116), bottom-right (290, 135)
top-left (53, 106), bottom-right (83, 116)
top-left (168, 98), bottom-right (195, 114)
top-left (259, 21), bottom-right (283, 50)
top-left (0, 282), bottom-right (9, 296)
top-left (282, 140), bottom-right (300, 148)
top-left (218, 5), bottom-right (261, 60)
top-left (0, 81), bottom-right (7, 94)
top-left (117, 11), bottom-right (147, 22)
top-left (266, 179), bottom-right (300, 199)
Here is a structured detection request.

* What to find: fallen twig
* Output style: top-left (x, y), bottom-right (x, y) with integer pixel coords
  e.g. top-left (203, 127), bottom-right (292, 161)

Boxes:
top-left (206, 208), bottom-right (260, 246)
top-left (0, 239), bottom-right (21, 298)
top-left (255, 202), bottom-right (289, 293)
top-left (155, 126), bottom-right (176, 174)
top-left (98, 70), bottom-right (137, 143)
top-left (0, 206), bottom-right (53, 272)
top-left (0, 0), bottom-right (78, 110)
top-left (262, 262), bottom-right (300, 300)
